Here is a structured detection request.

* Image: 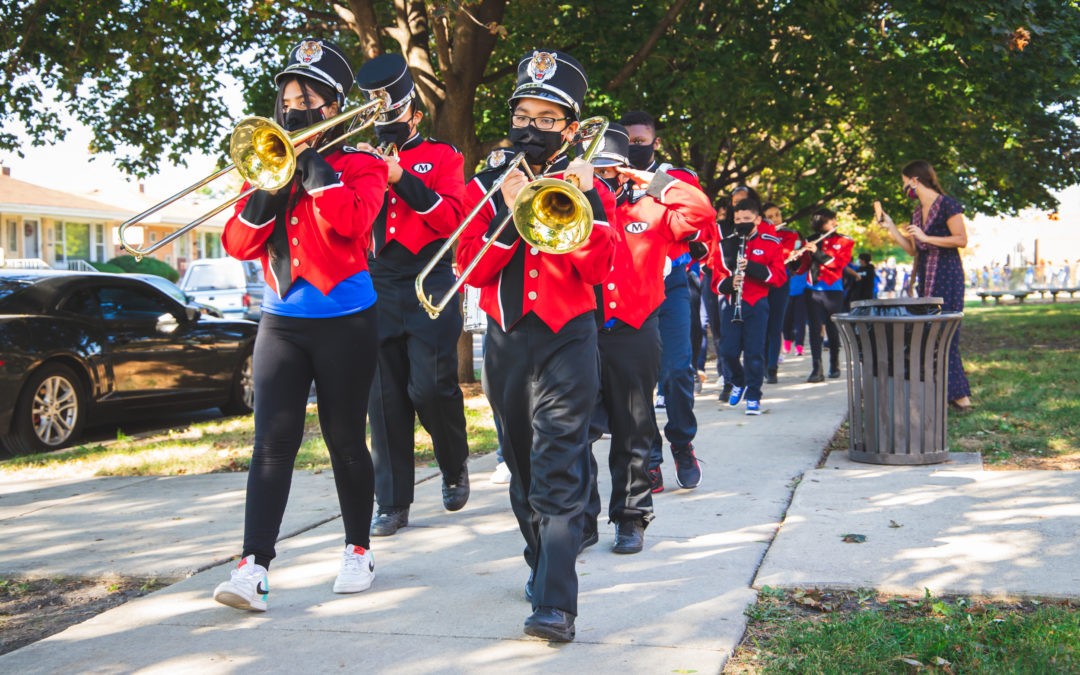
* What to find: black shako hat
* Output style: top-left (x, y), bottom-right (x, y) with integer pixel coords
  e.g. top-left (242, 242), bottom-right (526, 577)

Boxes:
top-left (577, 123), bottom-right (629, 167)
top-left (275, 38), bottom-right (354, 105)
top-left (355, 54), bottom-right (417, 123)
top-left (509, 50), bottom-right (588, 119)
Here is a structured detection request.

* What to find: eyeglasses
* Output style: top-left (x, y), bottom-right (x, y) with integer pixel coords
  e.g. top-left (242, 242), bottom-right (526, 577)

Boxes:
top-left (511, 114), bottom-right (571, 131)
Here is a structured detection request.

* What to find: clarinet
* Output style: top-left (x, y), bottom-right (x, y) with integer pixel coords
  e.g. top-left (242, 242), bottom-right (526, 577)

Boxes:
top-left (732, 235), bottom-right (747, 325)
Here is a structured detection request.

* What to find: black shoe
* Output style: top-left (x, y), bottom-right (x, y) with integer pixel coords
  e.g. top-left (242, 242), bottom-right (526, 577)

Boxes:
top-left (524, 607), bottom-right (575, 642)
top-left (720, 383), bottom-right (733, 402)
top-left (649, 467), bottom-right (664, 494)
top-left (828, 365), bottom-right (841, 378)
top-left (671, 443), bottom-right (702, 489)
top-left (579, 521), bottom-right (599, 554)
top-left (766, 367), bottom-right (778, 384)
top-left (612, 520), bottom-right (645, 554)
top-left (525, 568), bottom-right (535, 603)
top-left (370, 506), bottom-right (409, 537)
top-left (807, 362), bottom-right (824, 383)
top-left (442, 464), bottom-right (470, 512)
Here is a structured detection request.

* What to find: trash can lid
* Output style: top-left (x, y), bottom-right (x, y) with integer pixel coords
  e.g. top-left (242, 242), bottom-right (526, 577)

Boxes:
top-left (851, 298), bottom-right (943, 308)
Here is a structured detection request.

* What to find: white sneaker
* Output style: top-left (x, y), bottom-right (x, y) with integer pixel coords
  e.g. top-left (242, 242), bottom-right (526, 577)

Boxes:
top-left (213, 555), bottom-right (268, 612)
top-left (490, 461), bottom-right (512, 484)
top-left (333, 544), bottom-right (375, 593)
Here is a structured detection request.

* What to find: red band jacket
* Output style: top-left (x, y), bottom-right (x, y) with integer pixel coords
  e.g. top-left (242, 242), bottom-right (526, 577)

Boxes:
top-left (222, 147), bottom-right (388, 297)
top-left (371, 134), bottom-right (464, 272)
top-left (456, 156), bottom-right (616, 333)
top-left (793, 231), bottom-right (855, 286)
top-left (603, 170), bottom-right (717, 328)
top-left (640, 159), bottom-right (706, 262)
top-left (709, 222), bottom-right (787, 305)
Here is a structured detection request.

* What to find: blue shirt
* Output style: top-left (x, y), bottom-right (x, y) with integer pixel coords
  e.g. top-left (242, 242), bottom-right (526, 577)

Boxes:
top-left (261, 271), bottom-right (377, 318)
top-left (788, 272), bottom-right (808, 296)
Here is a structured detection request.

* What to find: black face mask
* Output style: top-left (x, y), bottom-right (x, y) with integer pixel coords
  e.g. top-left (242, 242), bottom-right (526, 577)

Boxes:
top-left (283, 107), bottom-right (324, 133)
top-left (627, 144), bottom-right (654, 170)
top-left (375, 121), bottom-right (412, 148)
top-left (509, 126), bottom-right (564, 165)
top-left (600, 175), bottom-right (629, 205)
top-left (734, 220), bottom-right (756, 237)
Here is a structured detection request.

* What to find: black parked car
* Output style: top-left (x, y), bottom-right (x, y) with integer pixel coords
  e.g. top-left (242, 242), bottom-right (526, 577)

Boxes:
top-left (0, 271), bottom-right (258, 455)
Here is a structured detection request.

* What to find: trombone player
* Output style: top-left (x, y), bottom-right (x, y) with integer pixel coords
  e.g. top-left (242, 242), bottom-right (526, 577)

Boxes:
top-left (455, 49), bottom-right (616, 642)
top-left (213, 38), bottom-right (387, 612)
top-left (352, 54), bottom-right (471, 537)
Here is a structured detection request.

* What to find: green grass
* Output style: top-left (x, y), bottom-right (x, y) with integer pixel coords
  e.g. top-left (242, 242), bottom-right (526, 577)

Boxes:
top-left (948, 303), bottom-right (1080, 467)
top-left (0, 393), bottom-right (498, 478)
top-left (728, 589), bottom-right (1080, 674)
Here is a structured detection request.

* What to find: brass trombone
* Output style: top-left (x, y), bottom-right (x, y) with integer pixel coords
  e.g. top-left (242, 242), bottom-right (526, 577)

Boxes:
top-left (414, 117), bottom-right (609, 319)
top-left (117, 98), bottom-right (386, 260)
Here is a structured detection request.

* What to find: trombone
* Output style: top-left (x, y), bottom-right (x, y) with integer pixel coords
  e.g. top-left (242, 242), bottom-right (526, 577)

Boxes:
top-left (117, 98), bottom-right (386, 260)
top-left (414, 117), bottom-right (609, 319)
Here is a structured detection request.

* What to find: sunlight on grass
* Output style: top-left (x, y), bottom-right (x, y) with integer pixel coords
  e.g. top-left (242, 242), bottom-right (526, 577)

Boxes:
top-left (949, 303), bottom-right (1080, 468)
top-left (1, 395), bottom-right (498, 479)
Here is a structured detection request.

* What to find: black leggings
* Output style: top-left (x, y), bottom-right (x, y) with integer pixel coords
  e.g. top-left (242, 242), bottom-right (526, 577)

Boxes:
top-left (243, 307), bottom-right (379, 568)
top-left (805, 289), bottom-right (843, 367)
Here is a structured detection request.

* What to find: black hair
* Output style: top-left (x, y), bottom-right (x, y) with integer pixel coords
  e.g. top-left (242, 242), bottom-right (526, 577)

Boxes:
top-left (733, 199), bottom-right (761, 216)
top-left (274, 74), bottom-right (347, 151)
top-left (810, 208), bottom-right (838, 231)
top-left (715, 195), bottom-right (732, 211)
top-left (762, 202), bottom-right (779, 213)
top-left (859, 252), bottom-right (872, 263)
top-left (619, 110), bottom-right (656, 131)
top-left (730, 186), bottom-right (762, 210)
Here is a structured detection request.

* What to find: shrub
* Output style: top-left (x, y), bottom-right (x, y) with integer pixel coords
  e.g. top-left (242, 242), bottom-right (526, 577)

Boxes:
top-left (106, 255), bottom-right (180, 282)
top-left (89, 262), bottom-right (126, 274)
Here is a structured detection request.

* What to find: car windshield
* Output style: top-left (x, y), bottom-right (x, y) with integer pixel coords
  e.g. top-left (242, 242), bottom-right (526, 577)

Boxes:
top-left (140, 276), bottom-right (187, 304)
top-left (0, 279), bottom-right (33, 303)
top-left (184, 264), bottom-right (244, 291)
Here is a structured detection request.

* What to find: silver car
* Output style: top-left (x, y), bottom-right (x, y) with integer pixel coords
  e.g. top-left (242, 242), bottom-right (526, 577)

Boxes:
top-left (179, 258), bottom-right (262, 321)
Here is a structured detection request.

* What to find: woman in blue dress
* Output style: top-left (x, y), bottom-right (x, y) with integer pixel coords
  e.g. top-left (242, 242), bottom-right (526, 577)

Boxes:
top-left (877, 160), bottom-right (973, 411)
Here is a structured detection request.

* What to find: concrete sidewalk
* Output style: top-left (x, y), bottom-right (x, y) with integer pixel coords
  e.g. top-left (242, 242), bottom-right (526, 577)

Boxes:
top-left (756, 451), bottom-right (1080, 599)
top-left (0, 355), bottom-right (848, 674)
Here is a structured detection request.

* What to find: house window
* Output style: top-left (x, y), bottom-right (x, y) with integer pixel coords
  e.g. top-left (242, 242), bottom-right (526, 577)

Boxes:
top-left (201, 231), bottom-right (223, 258)
top-left (5, 220), bottom-right (16, 256)
top-left (93, 223), bottom-right (106, 262)
top-left (54, 222), bottom-right (92, 262)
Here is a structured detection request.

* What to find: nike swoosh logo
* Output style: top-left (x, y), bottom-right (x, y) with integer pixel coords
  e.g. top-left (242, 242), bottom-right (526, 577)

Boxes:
top-left (368, 562), bottom-right (375, 572)
top-left (256, 582), bottom-right (269, 595)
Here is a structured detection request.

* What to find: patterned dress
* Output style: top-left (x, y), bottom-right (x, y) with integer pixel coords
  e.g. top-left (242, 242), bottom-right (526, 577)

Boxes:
top-left (911, 194), bottom-right (971, 401)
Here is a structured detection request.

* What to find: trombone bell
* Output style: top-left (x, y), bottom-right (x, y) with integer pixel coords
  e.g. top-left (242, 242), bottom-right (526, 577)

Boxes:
top-left (230, 118), bottom-right (297, 191)
top-left (512, 178), bottom-right (594, 254)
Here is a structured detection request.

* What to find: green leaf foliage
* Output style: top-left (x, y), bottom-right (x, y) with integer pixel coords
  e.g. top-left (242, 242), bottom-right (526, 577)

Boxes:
top-left (106, 254), bottom-right (179, 282)
top-left (3, 1), bottom-right (1077, 225)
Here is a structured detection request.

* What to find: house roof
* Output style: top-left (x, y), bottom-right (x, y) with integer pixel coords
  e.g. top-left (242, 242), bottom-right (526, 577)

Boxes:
top-left (0, 174), bottom-right (131, 220)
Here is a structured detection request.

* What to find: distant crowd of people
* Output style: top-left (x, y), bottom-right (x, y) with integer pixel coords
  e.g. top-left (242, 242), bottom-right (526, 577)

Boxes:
top-left (970, 259), bottom-right (1077, 291)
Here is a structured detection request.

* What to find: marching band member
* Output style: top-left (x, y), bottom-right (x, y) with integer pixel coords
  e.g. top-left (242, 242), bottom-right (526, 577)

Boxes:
top-left (710, 199), bottom-right (787, 415)
top-left (762, 203), bottom-right (800, 384)
top-left (792, 208), bottom-right (854, 382)
top-left (619, 110), bottom-right (707, 492)
top-left (214, 38), bottom-right (387, 611)
top-left (583, 124), bottom-right (716, 554)
top-left (456, 49), bottom-right (616, 642)
top-left (352, 54), bottom-right (470, 537)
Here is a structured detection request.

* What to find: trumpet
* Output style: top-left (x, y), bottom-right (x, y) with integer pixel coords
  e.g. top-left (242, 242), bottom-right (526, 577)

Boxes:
top-left (117, 97), bottom-right (387, 260)
top-left (414, 117), bottom-right (609, 319)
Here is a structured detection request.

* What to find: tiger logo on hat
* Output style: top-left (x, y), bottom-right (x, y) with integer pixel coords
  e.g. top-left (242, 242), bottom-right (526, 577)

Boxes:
top-left (527, 52), bottom-right (558, 83)
top-left (297, 40), bottom-right (323, 64)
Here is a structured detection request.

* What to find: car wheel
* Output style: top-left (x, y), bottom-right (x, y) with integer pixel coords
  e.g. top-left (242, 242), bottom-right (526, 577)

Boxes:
top-left (221, 349), bottom-right (254, 416)
top-left (2, 363), bottom-right (87, 455)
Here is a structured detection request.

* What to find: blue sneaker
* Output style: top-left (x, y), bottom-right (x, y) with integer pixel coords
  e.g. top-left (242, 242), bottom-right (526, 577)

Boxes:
top-left (746, 400), bottom-right (762, 416)
top-left (728, 385), bottom-right (746, 407)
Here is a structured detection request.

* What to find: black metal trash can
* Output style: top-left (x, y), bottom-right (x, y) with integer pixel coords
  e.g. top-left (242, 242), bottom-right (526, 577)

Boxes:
top-left (833, 298), bottom-right (963, 465)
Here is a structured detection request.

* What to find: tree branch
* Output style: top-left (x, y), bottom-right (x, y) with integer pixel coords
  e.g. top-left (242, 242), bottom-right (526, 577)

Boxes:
top-left (606, 0), bottom-right (691, 90)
